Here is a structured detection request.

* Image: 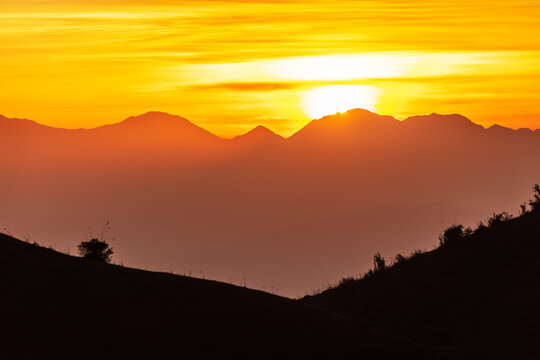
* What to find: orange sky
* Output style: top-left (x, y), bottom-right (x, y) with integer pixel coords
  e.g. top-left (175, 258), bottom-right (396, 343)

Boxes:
top-left (2, 0), bottom-right (540, 137)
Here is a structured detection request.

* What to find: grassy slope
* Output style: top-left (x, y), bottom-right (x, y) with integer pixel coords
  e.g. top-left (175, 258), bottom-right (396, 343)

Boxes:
top-left (4, 211), bottom-right (538, 359)
top-left (0, 233), bottom-right (420, 360)
top-left (303, 211), bottom-right (540, 359)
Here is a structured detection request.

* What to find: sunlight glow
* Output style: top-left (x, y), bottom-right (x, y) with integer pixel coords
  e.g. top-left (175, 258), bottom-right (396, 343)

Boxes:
top-left (302, 85), bottom-right (380, 119)
top-left (269, 55), bottom-right (410, 81)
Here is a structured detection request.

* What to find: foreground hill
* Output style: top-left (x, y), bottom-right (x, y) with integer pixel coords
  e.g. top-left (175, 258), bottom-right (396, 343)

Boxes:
top-left (2, 207), bottom-right (539, 358)
top-left (0, 233), bottom-right (421, 359)
top-left (303, 209), bottom-right (540, 359)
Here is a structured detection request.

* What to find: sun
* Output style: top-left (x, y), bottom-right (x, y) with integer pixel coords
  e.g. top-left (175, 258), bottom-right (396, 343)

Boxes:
top-left (302, 85), bottom-right (380, 119)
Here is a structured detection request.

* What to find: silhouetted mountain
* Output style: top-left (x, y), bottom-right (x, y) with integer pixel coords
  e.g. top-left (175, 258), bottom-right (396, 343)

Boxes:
top-left (92, 111), bottom-right (222, 146)
top-left (1, 111), bottom-right (224, 165)
top-left (0, 111), bottom-right (218, 141)
top-left (0, 114), bottom-right (63, 133)
top-left (0, 233), bottom-right (420, 359)
top-left (290, 109), bottom-right (400, 145)
top-left (0, 114), bottom-right (74, 146)
top-left (402, 113), bottom-right (484, 133)
top-left (234, 125), bottom-right (283, 142)
top-left (231, 126), bottom-right (284, 152)
top-left (303, 210), bottom-right (540, 359)
top-left (487, 123), bottom-right (516, 136)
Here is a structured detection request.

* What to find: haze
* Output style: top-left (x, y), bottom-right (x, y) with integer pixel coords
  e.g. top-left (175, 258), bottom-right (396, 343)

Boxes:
top-left (3, 110), bottom-right (540, 296)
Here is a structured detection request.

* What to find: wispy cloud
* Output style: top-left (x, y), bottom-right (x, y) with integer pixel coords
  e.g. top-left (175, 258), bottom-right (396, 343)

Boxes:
top-left (189, 82), bottom-right (298, 91)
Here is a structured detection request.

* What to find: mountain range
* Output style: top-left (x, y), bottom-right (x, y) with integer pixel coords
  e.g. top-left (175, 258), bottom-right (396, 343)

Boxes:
top-left (2, 109), bottom-right (540, 295)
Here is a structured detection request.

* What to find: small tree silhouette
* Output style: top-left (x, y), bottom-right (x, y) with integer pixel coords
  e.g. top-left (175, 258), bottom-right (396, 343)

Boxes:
top-left (520, 202), bottom-right (529, 215)
top-left (78, 221), bottom-right (115, 263)
top-left (487, 212), bottom-right (512, 228)
top-left (529, 184), bottom-right (540, 212)
top-left (474, 221), bottom-right (488, 234)
top-left (393, 253), bottom-right (407, 265)
top-left (373, 252), bottom-right (386, 273)
top-left (78, 238), bottom-right (113, 263)
top-left (439, 224), bottom-right (464, 246)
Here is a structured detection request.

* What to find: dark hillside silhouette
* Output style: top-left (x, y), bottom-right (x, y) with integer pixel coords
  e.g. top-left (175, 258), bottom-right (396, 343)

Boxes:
top-left (0, 233), bottom-right (421, 359)
top-left (1, 185), bottom-right (539, 358)
top-left (303, 200), bottom-right (540, 359)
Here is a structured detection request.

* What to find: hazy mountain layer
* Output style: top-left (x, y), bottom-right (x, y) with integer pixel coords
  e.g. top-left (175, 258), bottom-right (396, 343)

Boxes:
top-left (2, 109), bottom-right (540, 295)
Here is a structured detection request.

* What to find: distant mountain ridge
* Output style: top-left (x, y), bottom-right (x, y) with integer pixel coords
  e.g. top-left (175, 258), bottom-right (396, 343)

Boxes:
top-left (2, 109), bottom-right (539, 142)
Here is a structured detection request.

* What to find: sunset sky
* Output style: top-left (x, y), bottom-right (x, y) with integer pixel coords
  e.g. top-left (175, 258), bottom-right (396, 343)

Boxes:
top-left (2, 0), bottom-right (540, 137)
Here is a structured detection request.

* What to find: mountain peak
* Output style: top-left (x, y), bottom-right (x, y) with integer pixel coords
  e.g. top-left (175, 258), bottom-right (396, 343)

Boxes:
top-left (104, 111), bottom-right (214, 135)
top-left (120, 111), bottom-right (191, 126)
top-left (487, 124), bottom-right (515, 135)
top-left (316, 108), bottom-right (390, 122)
top-left (404, 112), bottom-right (476, 124)
top-left (517, 127), bottom-right (533, 134)
top-left (339, 108), bottom-right (378, 117)
top-left (232, 125), bottom-right (284, 148)
top-left (402, 113), bottom-right (484, 134)
top-left (290, 108), bottom-right (400, 141)
top-left (236, 125), bottom-right (283, 139)
top-left (88, 111), bottom-right (222, 147)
